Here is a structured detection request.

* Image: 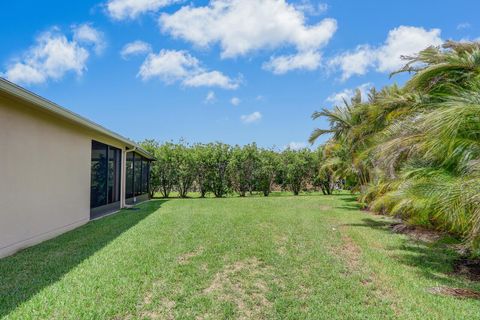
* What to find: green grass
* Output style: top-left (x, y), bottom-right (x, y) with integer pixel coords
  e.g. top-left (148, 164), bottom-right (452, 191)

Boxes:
top-left (1, 193), bottom-right (479, 319)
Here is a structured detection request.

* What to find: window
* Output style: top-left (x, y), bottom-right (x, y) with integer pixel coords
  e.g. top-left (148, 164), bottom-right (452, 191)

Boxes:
top-left (108, 147), bottom-right (121, 204)
top-left (126, 152), bottom-right (134, 199)
top-left (142, 160), bottom-right (149, 194)
top-left (125, 151), bottom-right (151, 199)
top-left (90, 141), bottom-right (107, 208)
top-left (90, 141), bottom-right (121, 209)
top-left (134, 153), bottom-right (142, 196)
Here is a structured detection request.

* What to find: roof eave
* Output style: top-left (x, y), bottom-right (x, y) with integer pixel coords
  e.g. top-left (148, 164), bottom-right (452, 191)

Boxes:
top-left (0, 78), bottom-right (155, 160)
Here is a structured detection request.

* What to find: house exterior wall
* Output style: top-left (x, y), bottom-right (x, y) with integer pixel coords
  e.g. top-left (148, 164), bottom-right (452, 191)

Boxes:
top-left (0, 94), bottom-right (127, 258)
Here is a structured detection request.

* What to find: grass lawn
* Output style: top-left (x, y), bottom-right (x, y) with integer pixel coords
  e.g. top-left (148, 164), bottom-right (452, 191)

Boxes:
top-left (1, 193), bottom-right (480, 319)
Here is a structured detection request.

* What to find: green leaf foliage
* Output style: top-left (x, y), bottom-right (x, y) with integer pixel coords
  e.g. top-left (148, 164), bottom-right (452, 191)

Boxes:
top-left (310, 41), bottom-right (480, 255)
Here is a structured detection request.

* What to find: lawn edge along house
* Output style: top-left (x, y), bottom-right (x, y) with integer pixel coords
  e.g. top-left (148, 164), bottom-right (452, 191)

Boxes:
top-left (0, 78), bottom-right (154, 258)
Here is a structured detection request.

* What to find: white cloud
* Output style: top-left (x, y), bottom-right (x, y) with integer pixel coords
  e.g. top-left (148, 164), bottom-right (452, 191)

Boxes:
top-left (294, 1), bottom-right (328, 16)
top-left (138, 49), bottom-right (199, 82)
top-left (72, 23), bottom-right (106, 55)
top-left (159, 0), bottom-right (337, 63)
top-left (326, 83), bottom-right (373, 106)
top-left (330, 26), bottom-right (443, 80)
top-left (230, 97), bottom-right (240, 106)
top-left (120, 40), bottom-right (152, 59)
top-left (183, 70), bottom-right (239, 89)
top-left (204, 90), bottom-right (216, 103)
top-left (240, 111), bottom-right (262, 124)
top-left (328, 45), bottom-right (376, 81)
top-left (106, 0), bottom-right (182, 20)
top-left (138, 49), bottom-right (240, 89)
top-left (263, 50), bottom-right (321, 74)
top-left (5, 64), bottom-right (46, 84)
top-left (376, 26), bottom-right (442, 72)
top-left (285, 141), bottom-right (307, 150)
top-left (457, 22), bottom-right (471, 30)
top-left (3, 28), bottom-right (94, 85)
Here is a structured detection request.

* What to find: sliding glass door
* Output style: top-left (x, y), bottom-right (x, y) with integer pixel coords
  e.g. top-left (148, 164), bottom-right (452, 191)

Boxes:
top-left (126, 152), bottom-right (134, 199)
top-left (125, 152), bottom-right (150, 203)
top-left (108, 146), bottom-right (121, 204)
top-left (90, 140), bottom-right (121, 218)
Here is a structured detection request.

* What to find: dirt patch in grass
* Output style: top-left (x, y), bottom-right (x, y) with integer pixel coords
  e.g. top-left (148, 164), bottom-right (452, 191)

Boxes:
top-left (143, 292), bottom-right (153, 305)
top-left (118, 293), bottom-right (176, 320)
top-left (201, 257), bottom-right (273, 319)
top-left (123, 280), bottom-right (177, 320)
top-left (390, 223), bottom-right (443, 243)
top-left (137, 295), bottom-right (176, 320)
top-left (336, 226), bottom-right (401, 316)
top-left (453, 258), bottom-right (480, 282)
top-left (275, 235), bottom-right (288, 256)
top-left (338, 227), bottom-right (362, 272)
top-left (177, 246), bottom-right (204, 265)
top-left (428, 286), bottom-right (480, 300)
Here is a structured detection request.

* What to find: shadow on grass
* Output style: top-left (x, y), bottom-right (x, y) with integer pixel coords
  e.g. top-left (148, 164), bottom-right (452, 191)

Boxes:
top-left (345, 217), bottom-right (476, 288)
top-left (334, 194), bottom-right (362, 211)
top-left (0, 200), bottom-right (166, 318)
top-left (344, 217), bottom-right (392, 229)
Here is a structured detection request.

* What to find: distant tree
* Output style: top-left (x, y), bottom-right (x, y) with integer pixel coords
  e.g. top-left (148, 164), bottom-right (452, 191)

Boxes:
top-left (274, 158), bottom-right (287, 191)
top-left (193, 144), bottom-right (212, 198)
top-left (312, 146), bottom-right (334, 195)
top-left (282, 148), bottom-right (313, 195)
top-left (145, 142), bottom-right (320, 199)
top-left (139, 139), bottom-right (160, 198)
top-left (256, 149), bottom-right (279, 196)
top-left (173, 142), bottom-right (196, 198)
top-left (245, 144), bottom-right (260, 195)
top-left (208, 143), bottom-right (232, 197)
top-left (156, 143), bottom-right (177, 198)
top-left (228, 143), bottom-right (259, 196)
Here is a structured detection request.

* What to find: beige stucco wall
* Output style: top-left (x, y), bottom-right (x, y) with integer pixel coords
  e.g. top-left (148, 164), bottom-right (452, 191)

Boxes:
top-left (0, 94), bottom-right (127, 258)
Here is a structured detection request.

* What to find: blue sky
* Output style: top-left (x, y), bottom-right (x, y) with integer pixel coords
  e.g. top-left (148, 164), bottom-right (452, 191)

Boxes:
top-left (1, 0), bottom-right (478, 149)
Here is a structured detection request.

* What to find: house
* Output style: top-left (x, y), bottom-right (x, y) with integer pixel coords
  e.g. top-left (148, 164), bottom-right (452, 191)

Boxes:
top-left (0, 78), bottom-right (155, 258)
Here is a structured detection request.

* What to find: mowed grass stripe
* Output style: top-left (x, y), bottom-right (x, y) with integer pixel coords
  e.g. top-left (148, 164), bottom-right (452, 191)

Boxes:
top-left (1, 194), bottom-right (479, 319)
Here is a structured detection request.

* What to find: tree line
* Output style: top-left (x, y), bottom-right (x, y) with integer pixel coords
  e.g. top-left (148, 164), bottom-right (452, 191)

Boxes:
top-left (310, 41), bottom-right (480, 254)
top-left (138, 141), bottom-right (336, 198)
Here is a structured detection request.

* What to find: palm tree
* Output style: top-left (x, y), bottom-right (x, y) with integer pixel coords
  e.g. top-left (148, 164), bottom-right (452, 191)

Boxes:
top-left (394, 41), bottom-right (480, 94)
top-left (310, 41), bottom-right (480, 254)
